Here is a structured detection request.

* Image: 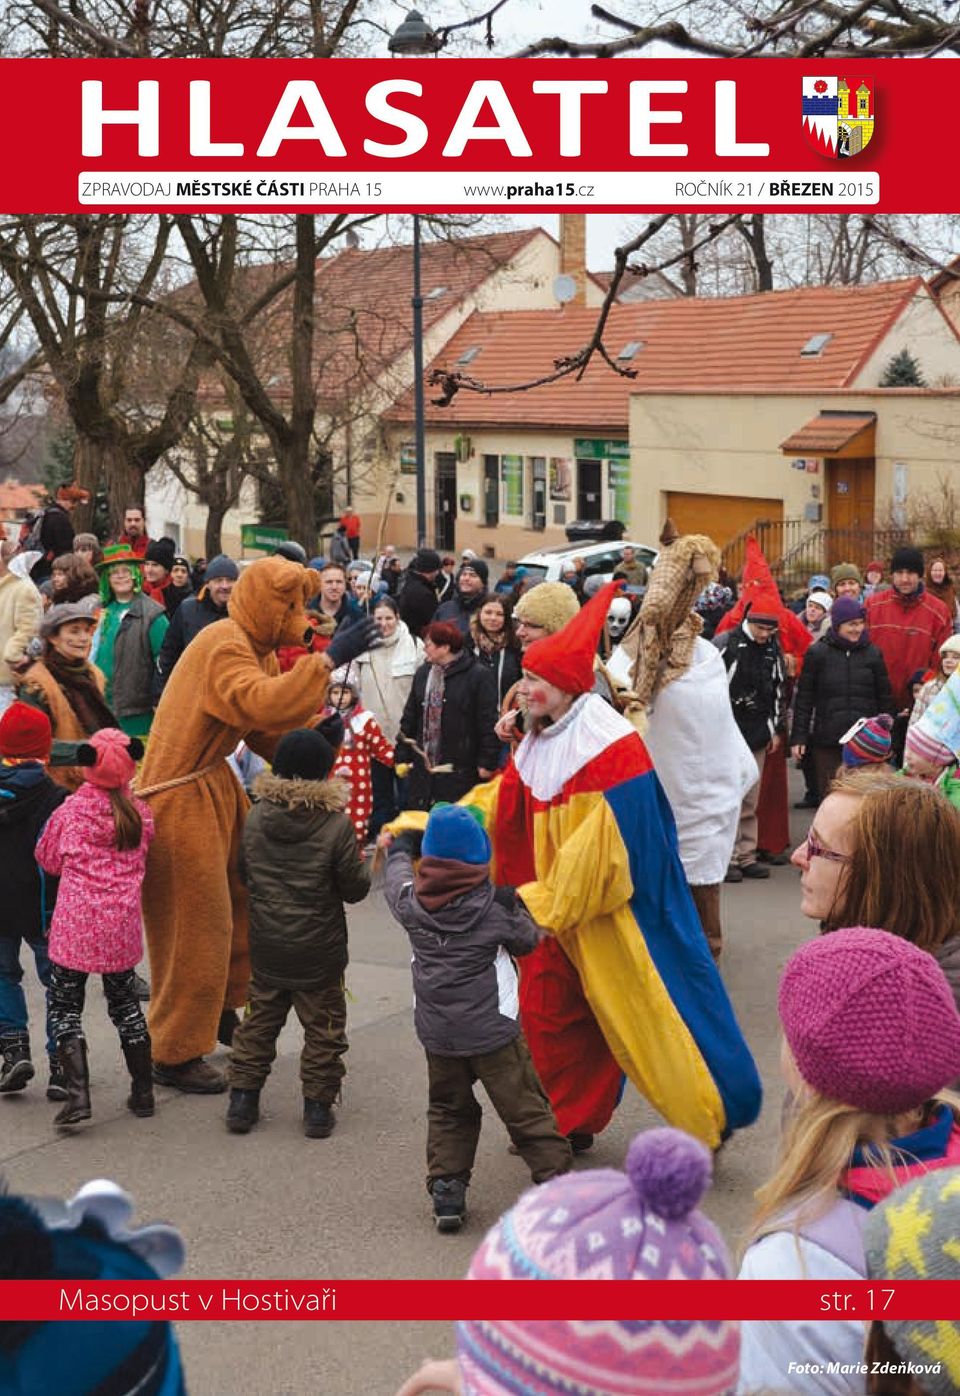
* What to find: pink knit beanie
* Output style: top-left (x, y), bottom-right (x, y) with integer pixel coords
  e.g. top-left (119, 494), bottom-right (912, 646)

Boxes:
top-left (779, 926), bottom-right (960, 1114)
top-left (82, 728), bottom-right (139, 791)
top-left (457, 1129), bottom-right (739, 1396)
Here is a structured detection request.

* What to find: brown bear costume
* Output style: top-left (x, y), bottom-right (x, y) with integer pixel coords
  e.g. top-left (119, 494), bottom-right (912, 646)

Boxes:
top-left (139, 557), bottom-right (335, 1084)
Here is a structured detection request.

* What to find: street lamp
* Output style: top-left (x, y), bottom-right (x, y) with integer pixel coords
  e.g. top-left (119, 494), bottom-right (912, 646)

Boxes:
top-left (388, 9), bottom-right (441, 55)
top-left (388, 9), bottom-right (441, 549)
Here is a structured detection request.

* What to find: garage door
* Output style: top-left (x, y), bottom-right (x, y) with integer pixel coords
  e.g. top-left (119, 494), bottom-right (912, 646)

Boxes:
top-left (665, 491), bottom-right (783, 549)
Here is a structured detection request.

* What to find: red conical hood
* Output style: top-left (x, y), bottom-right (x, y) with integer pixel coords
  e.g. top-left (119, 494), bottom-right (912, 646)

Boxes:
top-left (735, 535), bottom-right (781, 620)
top-left (523, 579), bottom-right (624, 695)
top-left (716, 534), bottom-right (813, 660)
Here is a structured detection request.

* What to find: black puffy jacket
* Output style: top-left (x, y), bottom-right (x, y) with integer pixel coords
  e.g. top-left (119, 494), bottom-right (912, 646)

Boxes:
top-left (154, 591), bottom-right (229, 697)
top-left (397, 650), bottom-right (501, 809)
top-left (790, 630), bottom-right (894, 748)
top-left (0, 765), bottom-right (67, 942)
top-left (239, 772), bottom-right (371, 990)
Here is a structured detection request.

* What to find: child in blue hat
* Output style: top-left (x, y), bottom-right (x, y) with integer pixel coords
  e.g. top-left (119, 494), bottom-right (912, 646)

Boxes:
top-left (382, 804), bottom-right (571, 1232)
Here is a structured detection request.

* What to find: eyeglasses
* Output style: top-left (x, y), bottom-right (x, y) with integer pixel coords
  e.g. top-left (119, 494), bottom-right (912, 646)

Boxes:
top-left (515, 620), bottom-right (545, 632)
top-left (803, 828), bottom-right (852, 865)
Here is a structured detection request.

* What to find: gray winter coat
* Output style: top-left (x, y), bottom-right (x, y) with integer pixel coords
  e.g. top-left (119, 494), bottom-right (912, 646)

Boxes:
top-left (383, 848), bottom-right (540, 1056)
top-left (239, 772), bottom-right (370, 990)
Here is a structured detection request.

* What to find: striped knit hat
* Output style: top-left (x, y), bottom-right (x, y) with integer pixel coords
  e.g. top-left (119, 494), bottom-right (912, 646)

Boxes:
top-left (904, 722), bottom-right (956, 774)
top-left (840, 714), bottom-right (894, 766)
top-left (456, 1129), bottom-right (739, 1396)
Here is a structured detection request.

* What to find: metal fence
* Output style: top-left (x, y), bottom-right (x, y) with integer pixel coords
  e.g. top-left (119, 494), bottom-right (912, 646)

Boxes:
top-left (721, 519), bottom-right (912, 592)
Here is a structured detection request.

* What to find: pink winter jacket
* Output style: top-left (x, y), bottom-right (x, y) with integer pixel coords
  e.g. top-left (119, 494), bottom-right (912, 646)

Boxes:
top-left (36, 783), bottom-right (154, 974)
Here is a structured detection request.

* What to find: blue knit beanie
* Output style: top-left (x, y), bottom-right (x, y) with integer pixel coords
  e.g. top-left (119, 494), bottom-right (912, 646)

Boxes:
top-left (422, 805), bottom-right (491, 864)
top-left (204, 553), bottom-right (239, 582)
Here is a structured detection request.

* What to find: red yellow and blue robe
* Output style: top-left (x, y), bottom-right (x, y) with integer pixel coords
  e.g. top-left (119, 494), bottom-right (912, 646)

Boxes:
top-left (390, 692), bottom-right (762, 1148)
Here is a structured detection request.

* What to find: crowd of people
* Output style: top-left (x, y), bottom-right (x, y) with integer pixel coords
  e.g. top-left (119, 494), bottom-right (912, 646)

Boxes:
top-left (5, 491), bottom-right (960, 1395)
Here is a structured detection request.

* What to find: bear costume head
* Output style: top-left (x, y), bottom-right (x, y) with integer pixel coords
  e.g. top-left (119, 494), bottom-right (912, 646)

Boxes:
top-left (228, 556), bottom-right (321, 654)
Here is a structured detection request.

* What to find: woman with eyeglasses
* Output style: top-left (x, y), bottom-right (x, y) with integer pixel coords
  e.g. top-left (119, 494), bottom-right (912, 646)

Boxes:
top-left (790, 766), bottom-right (960, 1012)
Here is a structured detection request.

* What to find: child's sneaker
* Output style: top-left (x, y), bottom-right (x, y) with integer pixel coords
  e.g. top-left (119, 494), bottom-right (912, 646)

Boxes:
top-left (225, 1087), bottom-right (260, 1134)
top-left (432, 1178), bottom-right (466, 1232)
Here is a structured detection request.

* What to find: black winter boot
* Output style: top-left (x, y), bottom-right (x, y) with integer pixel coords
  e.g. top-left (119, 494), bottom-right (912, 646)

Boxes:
top-left (0, 1035), bottom-right (34, 1094)
top-left (54, 1038), bottom-right (91, 1126)
top-left (122, 1039), bottom-right (155, 1117)
top-left (303, 1099), bottom-right (335, 1139)
top-left (47, 1052), bottom-right (69, 1102)
top-left (431, 1178), bottom-right (467, 1233)
top-left (226, 1088), bottom-right (260, 1134)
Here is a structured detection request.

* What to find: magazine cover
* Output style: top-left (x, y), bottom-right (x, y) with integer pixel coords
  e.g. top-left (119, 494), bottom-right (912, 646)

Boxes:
top-left (1, 6), bottom-right (960, 1394)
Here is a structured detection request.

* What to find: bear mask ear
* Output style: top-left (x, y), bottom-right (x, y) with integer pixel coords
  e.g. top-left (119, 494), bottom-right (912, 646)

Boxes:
top-left (74, 742), bottom-right (97, 767)
top-left (127, 737), bottom-right (144, 761)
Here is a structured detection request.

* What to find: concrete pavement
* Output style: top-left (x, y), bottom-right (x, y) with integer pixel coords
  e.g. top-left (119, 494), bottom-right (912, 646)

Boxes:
top-left (1, 782), bottom-right (815, 1395)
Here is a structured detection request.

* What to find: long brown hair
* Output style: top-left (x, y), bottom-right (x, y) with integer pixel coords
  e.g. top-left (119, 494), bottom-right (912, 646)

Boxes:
top-left (865, 1322), bottom-right (925, 1396)
top-left (108, 788), bottom-right (143, 852)
top-left (824, 768), bottom-right (960, 949)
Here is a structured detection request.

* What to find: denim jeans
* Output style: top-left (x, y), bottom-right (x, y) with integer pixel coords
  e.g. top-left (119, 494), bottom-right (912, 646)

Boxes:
top-left (0, 935), bottom-right (55, 1057)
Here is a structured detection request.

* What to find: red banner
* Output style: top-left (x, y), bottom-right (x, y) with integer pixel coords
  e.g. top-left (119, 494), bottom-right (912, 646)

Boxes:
top-left (0, 1279), bottom-right (957, 1320)
top-left (0, 57), bottom-right (950, 211)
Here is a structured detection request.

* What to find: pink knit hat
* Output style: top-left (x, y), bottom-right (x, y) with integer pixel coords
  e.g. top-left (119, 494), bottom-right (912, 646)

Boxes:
top-left (904, 722), bottom-right (955, 774)
top-left (81, 728), bottom-right (140, 790)
top-left (779, 926), bottom-right (960, 1114)
top-left (457, 1129), bottom-right (739, 1396)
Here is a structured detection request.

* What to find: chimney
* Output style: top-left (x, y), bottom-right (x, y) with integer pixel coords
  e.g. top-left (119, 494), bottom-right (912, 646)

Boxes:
top-left (558, 214), bottom-right (587, 305)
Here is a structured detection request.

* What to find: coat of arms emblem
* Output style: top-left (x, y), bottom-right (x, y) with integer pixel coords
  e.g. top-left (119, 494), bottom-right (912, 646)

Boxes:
top-left (802, 76), bottom-right (875, 158)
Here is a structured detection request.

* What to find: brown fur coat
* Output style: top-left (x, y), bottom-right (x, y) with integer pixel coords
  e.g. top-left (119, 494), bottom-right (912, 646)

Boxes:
top-left (139, 558), bottom-right (335, 1066)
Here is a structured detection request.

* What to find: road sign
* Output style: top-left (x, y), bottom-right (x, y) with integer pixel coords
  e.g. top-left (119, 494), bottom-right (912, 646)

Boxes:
top-left (240, 524), bottom-right (288, 552)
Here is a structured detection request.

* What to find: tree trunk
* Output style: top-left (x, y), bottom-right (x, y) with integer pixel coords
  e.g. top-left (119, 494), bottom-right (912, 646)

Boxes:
top-left (205, 502), bottom-right (227, 558)
top-left (73, 431), bottom-right (145, 538)
top-left (277, 439), bottom-right (320, 554)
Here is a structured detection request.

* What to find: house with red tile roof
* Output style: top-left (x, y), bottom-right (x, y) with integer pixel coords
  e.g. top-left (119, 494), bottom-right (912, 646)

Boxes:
top-left (146, 221), bottom-right (606, 557)
top-left (378, 275), bottom-right (960, 557)
top-left (0, 480), bottom-right (43, 523)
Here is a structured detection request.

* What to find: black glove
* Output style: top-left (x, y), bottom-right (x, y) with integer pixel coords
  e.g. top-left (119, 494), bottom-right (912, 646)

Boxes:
top-left (391, 829), bottom-right (423, 859)
top-left (315, 711), bottom-right (344, 752)
top-left (325, 617), bottom-right (381, 670)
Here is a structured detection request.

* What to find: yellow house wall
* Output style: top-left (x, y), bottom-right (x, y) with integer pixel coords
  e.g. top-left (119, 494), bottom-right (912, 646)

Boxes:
top-left (628, 389), bottom-right (960, 545)
top-left (375, 423), bottom-right (627, 555)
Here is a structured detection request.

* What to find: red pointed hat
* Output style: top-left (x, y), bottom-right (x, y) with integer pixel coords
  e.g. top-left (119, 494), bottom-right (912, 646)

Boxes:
top-left (718, 535), bottom-right (781, 625)
top-left (716, 534), bottom-right (813, 658)
top-left (523, 579), bottom-right (625, 695)
top-left (736, 535), bottom-right (782, 622)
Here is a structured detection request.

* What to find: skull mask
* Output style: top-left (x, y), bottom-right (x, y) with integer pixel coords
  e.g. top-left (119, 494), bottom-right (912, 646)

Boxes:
top-left (607, 597), bottom-right (632, 642)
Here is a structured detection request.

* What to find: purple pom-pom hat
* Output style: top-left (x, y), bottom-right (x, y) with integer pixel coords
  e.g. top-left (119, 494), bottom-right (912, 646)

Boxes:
top-left (457, 1128), bottom-right (739, 1395)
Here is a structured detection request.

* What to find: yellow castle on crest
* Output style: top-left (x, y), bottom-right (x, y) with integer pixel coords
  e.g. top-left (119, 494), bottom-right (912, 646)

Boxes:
top-left (837, 79), bottom-right (874, 156)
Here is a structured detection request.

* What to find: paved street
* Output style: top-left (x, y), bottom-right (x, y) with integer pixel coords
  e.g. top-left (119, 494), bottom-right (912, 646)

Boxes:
top-left (2, 778), bottom-right (815, 1395)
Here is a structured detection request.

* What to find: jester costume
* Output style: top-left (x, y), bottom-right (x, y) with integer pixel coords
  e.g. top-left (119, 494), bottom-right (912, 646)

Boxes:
top-left (391, 581), bottom-right (762, 1149)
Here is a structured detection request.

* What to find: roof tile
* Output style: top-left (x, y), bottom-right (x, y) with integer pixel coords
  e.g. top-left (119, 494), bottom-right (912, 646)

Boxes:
top-left (387, 277), bottom-right (929, 430)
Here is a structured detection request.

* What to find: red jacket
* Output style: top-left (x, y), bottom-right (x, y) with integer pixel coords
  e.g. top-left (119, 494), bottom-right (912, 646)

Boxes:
top-left (865, 584), bottom-right (953, 710)
top-left (115, 532), bottom-right (150, 558)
